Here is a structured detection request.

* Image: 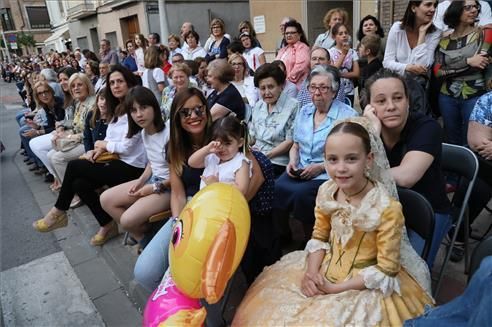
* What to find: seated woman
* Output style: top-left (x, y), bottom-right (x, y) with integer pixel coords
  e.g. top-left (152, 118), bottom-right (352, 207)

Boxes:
top-left (134, 88), bottom-right (275, 292)
top-left (32, 65), bottom-right (146, 246)
top-left (101, 86), bottom-right (170, 246)
top-left (160, 63), bottom-right (195, 120)
top-left (233, 118), bottom-right (433, 326)
top-left (364, 69), bottom-right (451, 268)
top-left (250, 63), bottom-right (299, 177)
top-left (28, 81), bottom-right (65, 175)
top-left (206, 59), bottom-right (245, 121)
top-left (47, 73), bottom-right (96, 189)
top-left (274, 65), bottom-right (357, 239)
top-left (228, 53), bottom-right (258, 109)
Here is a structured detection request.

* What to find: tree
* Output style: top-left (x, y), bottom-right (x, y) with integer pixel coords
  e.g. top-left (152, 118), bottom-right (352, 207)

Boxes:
top-left (16, 32), bottom-right (36, 54)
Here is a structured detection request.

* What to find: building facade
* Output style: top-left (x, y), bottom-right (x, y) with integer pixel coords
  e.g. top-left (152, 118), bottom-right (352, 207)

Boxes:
top-left (0, 0), bottom-right (51, 57)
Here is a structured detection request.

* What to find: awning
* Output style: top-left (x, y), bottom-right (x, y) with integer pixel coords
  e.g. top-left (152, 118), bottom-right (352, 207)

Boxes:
top-left (44, 26), bottom-right (70, 45)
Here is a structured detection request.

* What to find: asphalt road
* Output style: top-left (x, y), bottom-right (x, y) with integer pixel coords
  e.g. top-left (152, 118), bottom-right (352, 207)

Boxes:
top-left (0, 79), bottom-right (61, 272)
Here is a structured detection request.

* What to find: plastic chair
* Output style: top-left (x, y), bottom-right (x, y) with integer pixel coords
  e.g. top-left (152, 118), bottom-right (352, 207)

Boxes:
top-left (398, 187), bottom-right (435, 261)
top-left (434, 143), bottom-right (479, 297)
top-left (468, 236), bottom-right (492, 282)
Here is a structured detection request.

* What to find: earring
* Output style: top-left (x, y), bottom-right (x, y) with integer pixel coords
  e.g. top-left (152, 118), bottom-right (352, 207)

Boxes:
top-left (364, 166), bottom-right (371, 178)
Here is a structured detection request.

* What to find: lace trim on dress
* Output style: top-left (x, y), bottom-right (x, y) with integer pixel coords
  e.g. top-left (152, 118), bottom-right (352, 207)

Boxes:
top-left (359, 266), bottom-right (401, 298)
top-left (318, 181), bottom-right (390, 248)
top-left (305, 239), bottom-right (331, 253)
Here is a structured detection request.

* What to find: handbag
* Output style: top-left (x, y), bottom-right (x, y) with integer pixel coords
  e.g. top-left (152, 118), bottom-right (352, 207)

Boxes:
top-left (94, 151), bottom-right (120, 163)
top-left (52, 130), bottom-right (81, 152)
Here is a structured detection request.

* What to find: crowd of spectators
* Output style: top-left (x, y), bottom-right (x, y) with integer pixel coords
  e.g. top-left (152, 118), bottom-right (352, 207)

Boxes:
top-left (3, 1), bottom-right (492, 324)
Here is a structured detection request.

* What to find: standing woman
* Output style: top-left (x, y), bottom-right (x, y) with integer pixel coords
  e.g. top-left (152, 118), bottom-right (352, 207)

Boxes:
top-left (32, 65), bottom-right (146, 247)
top-left (239, 32), bottom-right (266, 73)
top-left (384, 0), bottom-right (441, 80)
top-left (84, 60), bottom-right (99, 86)
top-left (182, 30), bottom-right (207, 60)
top-left (275, 21), bottom-right (310, 89)
top-left (434, 0), bottom-right (492, 146)
top-left (134, 34), bottom-right (148, 74)
top-left (228, 53), bottom-right (259, 109)
top-left (122, 39), bottom-right (138, 73)
top-left (356, 15), bottom-right (386, 61)
top-left (314, 8), bottom-right (349, 50)
top-left (205, 18), bottom-right (231, 63)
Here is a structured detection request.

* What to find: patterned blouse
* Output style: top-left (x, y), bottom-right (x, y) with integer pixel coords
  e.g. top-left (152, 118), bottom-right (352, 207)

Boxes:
top-left (434, 27), bottom-right (492, 99)
top-left (469, 91), bottom-right (492, 126)
top-left (250, 92), bottom-right (299, 166)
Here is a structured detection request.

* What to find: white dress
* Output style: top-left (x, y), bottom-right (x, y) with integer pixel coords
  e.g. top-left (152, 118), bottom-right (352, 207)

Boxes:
top-left (200, 152), bottom-right (251, 189)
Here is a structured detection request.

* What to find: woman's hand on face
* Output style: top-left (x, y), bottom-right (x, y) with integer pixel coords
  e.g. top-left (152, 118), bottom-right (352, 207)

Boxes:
top-left (405, 64), bottom-right (427, 76)
top-left (467, 54), bottom-right (490, 70)
top-left (129, 184), bottom-right (153, 197)
top-left (363, 105), bottom-right (382, 135)
top-left (418, 21), bottom-right (433, 35)
top-left (300, 164), bottom-right (323, 180)
top-left (301, 272), bottom-right (324, 297)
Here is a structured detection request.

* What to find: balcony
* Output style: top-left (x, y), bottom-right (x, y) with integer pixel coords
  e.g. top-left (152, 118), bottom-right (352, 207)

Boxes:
top-left (67, 1), bottom-right (97, 20)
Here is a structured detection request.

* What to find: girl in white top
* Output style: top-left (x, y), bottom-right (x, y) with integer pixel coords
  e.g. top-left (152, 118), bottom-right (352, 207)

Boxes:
top-left (188, 115), bottom-right (251, 195)
top-left (101, 86), bottom-right (171, 244)
top-left (142, 46), bottom-right (167, 104)
top-left (239, 32), bottom-right (266, 72)
top-left (134, 34), bottom-right (148, 74)
top-left (383, 1), bottom-right (441, 77)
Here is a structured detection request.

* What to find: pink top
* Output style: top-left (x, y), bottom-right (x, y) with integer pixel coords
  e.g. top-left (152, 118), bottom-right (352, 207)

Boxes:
top-left (276, 41), bottom-right (310, 89)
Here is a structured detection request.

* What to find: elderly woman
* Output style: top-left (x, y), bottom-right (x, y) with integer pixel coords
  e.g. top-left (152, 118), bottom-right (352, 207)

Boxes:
top-left (205, 18), bottom-right (230, 63)
top-left (364, 69), bottom-right (451, 268)
top-left (206, 59), bottom-right (245, 121)
top-left (47, 73), bottom-right (95, 188)
top-left (182, 30), bottom-right (207, 60)
top-left (250, 63), bottom-right (299, 177)
top-left (274, 65), bottom-right (357, 239)
top-left (434, 0), bottom-right (492, 146)
top-left (160, 63), bottom-right (195, 120)
top-left (275, 20), bottom-right (310, 89)
top-left (384, 0), bottom-right (441, 80)
top-left (314, 8), bottom-right (350, 49)
top-left (228, 53), bottom-right (258, 109)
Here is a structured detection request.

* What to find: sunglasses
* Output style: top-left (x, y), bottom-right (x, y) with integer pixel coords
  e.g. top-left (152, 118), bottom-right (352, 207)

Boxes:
top-left (178, 105), bottom-right (206, 118)
top-left (463, 3), bottom-right (481, 11)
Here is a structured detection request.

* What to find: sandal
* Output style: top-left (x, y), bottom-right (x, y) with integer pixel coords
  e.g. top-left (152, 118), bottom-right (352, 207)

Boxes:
top-left (33, 210), bottom-right (68, 233)
top-left (90, 222), bottom-right (119, 246)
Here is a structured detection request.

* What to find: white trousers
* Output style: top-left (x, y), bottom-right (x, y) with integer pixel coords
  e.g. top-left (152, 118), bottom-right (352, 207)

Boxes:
top-left (29, 133), bottom-right (54, 175)
top-left (47, 143), bottom-right (85, 182)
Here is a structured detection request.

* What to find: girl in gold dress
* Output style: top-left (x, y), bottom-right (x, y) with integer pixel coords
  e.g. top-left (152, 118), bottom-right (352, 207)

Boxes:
top-left (233, 118), bottom-right (434, 326)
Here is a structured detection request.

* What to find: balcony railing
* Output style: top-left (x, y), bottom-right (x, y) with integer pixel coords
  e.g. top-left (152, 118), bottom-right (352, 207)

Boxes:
top-left (67, 2), bottom-right (97, 20)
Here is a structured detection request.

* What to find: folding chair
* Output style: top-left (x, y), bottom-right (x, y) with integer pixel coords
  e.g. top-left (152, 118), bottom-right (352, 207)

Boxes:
top-left (434, 143), bottom-right (479, 297)
top-left (468, 236), bottom-right (492, 282)
top-left (398, 187), bottom-right (435, 261)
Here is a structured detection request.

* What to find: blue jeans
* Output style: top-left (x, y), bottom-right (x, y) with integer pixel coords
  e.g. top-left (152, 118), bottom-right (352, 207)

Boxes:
top-left (16, 108), bottom-right (30, 126)
top-left (438, 94), bottom-right (479, 146)
top-left (19, 126), bottom-right (42, 167)
top-left (408, 212), bottom-right (452, 269)
top-left (133, 217), bottom-right (175, 292)
top-left (404, 256), bottom-right (492, 326)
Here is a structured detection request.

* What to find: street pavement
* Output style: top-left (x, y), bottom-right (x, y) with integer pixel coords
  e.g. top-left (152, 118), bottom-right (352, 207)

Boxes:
top-left (0, 80), bottom-right (141, 326)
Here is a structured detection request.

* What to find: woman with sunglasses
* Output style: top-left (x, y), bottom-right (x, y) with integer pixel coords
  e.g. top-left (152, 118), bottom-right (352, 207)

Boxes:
top-left (135, 87), bottom-right (278, 300)
top-left (434, 0), bottom-right (492, 147)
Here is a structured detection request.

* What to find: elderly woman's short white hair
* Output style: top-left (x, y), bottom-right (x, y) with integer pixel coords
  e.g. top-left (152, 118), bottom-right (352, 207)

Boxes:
top-left (307, 65), bottom-right (340, 93)
top-left (39, 68), bottom-right (58, 82)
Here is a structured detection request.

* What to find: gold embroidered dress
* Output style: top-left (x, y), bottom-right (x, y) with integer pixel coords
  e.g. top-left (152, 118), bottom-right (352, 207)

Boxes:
top-left (233, 180), bottom-right (434, 326)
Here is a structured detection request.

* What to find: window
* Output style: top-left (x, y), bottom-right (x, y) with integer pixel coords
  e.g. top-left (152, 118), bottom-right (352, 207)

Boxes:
top-left (26, 6), bottom-right (51, 29)
top-left (0, 8), bottom-right (15, 31)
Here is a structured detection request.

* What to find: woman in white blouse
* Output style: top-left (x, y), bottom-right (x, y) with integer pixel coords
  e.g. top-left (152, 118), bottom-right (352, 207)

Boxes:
top-left (229, 53), bottom-right (259, 109)
top-left (383, 0), bottom-right (441, 79)
top-left (182, 30), bottom-right (207, 60)
top-left (32, 65), bottom-right (147, 247)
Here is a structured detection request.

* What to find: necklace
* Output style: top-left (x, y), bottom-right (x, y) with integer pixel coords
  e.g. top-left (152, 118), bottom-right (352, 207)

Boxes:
top-left (341, 178), bottom-right (369, 204)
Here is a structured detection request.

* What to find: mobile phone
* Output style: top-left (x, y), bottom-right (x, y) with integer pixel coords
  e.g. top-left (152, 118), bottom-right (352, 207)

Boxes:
top-left (290, 168), bottom-right (304, 177)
